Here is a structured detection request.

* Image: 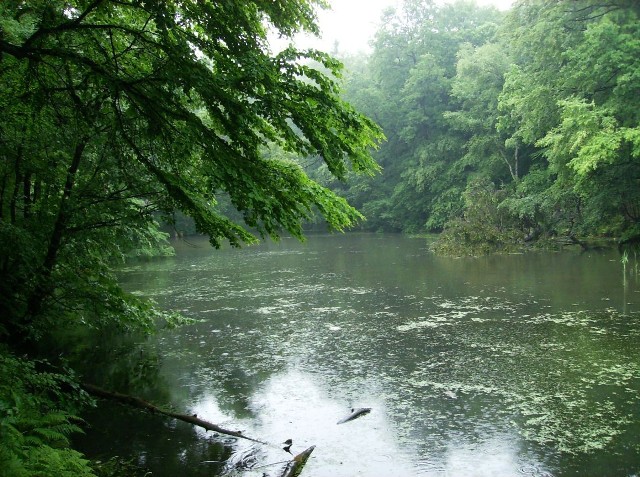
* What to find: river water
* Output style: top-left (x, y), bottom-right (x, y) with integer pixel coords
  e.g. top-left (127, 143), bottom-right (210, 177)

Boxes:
top-left (78, 234), bottom-right (640, 476)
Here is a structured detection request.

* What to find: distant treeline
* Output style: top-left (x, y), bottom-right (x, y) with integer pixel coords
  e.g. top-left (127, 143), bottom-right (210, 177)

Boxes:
top-left (305, 0), bottom-right (640, 253)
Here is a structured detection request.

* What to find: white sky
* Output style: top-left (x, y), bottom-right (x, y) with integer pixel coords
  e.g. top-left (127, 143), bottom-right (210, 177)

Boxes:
top-left (284, 0), bottom-right (513, 54)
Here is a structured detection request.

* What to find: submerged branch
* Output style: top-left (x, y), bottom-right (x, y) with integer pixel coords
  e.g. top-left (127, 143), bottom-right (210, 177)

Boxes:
top-left (81, 383), bottom-right (270, 446)
top-left (280, 446), bottom-right (316, 477)
top-left (83, 384), bottom-right (319, 476)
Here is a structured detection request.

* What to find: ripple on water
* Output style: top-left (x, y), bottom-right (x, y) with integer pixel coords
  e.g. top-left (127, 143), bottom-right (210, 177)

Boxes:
top-left (131, 239), bottom-right (640, 476)
top-left (396, 308), bottom-right (640, 455)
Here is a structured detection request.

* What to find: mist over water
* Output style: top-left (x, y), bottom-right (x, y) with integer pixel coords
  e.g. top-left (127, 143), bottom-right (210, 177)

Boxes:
top-left (81, 234), bottom-right (640, 476)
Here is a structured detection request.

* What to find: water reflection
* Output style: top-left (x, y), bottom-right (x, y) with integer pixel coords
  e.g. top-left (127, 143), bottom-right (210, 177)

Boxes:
top-left (189, 368), bottom-right (417, 477)
top-left (188, 364), bottom-right (549, 477)
top-left (83, 234), bottom-right (640, 476)
top-left (440, 436), bottom-right (525, 476)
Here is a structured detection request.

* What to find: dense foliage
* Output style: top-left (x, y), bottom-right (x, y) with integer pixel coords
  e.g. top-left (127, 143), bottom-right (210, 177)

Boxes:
top-left (0, 349), bottom-right (93, 476)
top-left (0, 0), bottom-right (381, 473)
top-left (316, 0), bottom-right (640, 252)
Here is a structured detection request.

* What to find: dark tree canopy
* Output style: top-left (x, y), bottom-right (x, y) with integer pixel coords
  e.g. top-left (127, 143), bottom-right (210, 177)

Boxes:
top-left (0, 1), bottom-right (383, 473)
top-left (0, 0), bottom-right (382, 338)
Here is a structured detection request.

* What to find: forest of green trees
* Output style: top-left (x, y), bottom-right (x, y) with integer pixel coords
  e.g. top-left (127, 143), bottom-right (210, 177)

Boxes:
top-left (0, 0), bottom-right (638, 474)
top-left (310, 0), bottom-right (639, 254)
top-left (0, 1), bottom-right (381, 474)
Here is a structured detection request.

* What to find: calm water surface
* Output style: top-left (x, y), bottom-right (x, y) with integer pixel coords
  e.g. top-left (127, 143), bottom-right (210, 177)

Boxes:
top-left (79, 234), bottom-right (640, 476)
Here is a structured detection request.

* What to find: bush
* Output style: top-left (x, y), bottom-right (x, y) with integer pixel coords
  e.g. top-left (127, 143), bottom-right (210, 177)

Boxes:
top-left (0, 349), bottom-right (95, 477)
top-left (432, 178), bottom-right (522, 256)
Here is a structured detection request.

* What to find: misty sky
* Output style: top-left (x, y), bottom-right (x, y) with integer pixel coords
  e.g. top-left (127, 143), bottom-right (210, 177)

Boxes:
top-left (289, 0), bottom-right (514, 54)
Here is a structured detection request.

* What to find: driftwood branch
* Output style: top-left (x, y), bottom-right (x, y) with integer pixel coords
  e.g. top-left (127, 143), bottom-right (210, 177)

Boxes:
top-left (337, 407), bottom-right (371, 424)
top-left (281, 446), bottom-right (316, 477)
top-left (81, 383), bottom-right (269, 446)
top-left (82, 384), bottom-right (321, 477)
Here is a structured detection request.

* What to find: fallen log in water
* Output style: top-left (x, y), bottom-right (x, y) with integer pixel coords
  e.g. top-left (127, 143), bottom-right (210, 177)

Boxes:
top-left (280, 446), bottom-right (316, 477)
top-left (337, 407), bottom-right (371, 424)
top-left (83, 384), bottom-right (319, 476)
top-left (81, 383), bottom-right (269, 446)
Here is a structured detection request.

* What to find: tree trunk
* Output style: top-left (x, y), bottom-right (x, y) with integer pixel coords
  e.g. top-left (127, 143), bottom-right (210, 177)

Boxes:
top-left (23, 171), bottom-right (32, 218)
top-left (25, 139), bottom-right (86, 323)
top-left (496, 139), bottom-right (518, 183)
top-left (9, 149), bottom-right (22, 223)
top-left (514, 143), bottom-right (519, 181)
